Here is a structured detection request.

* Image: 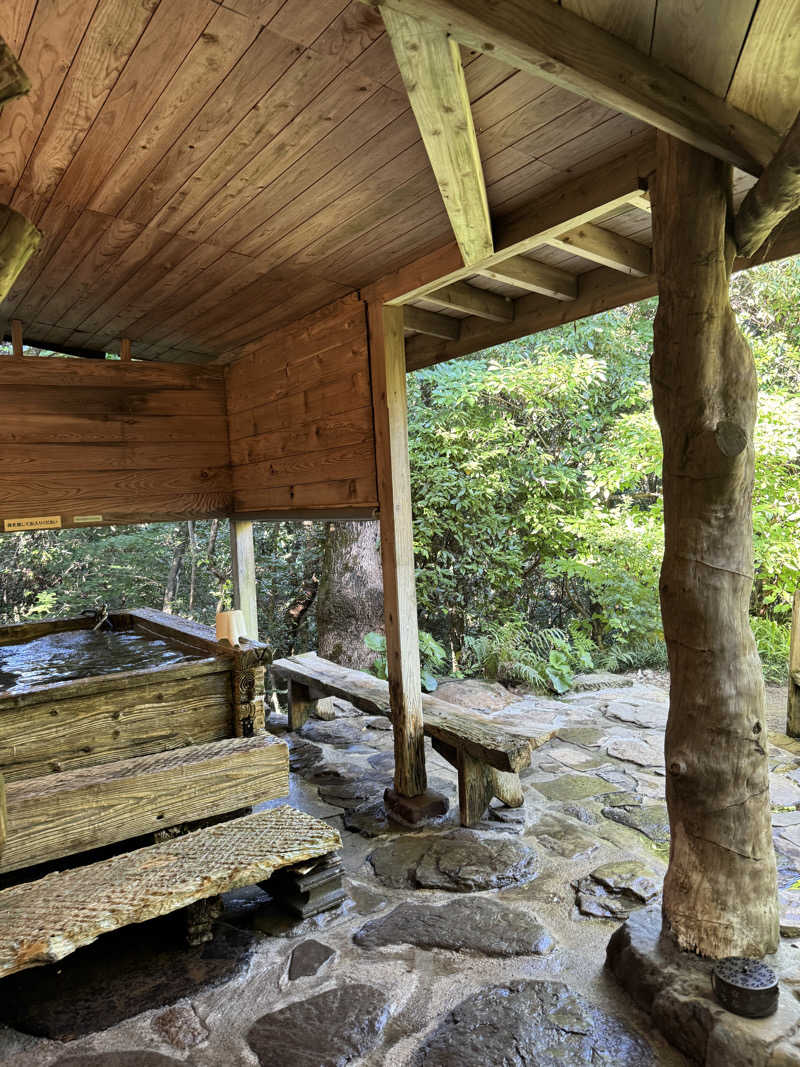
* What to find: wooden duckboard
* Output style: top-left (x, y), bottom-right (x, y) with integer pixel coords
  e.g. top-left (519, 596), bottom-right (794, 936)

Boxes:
top-left (271, 652), bottom-right (536, 773)
top-left (1, 734), bottom-right (289, 874)
top-left (0, 806), bottom-right (341, 979)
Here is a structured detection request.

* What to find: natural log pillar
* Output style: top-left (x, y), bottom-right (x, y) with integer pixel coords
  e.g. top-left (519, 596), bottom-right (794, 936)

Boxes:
top-left (0, 204), bottom-right (41, 303)
top-left (652, 132), bottom-right (778, 958)
top-left (367, 302), bottom-right (427, 799)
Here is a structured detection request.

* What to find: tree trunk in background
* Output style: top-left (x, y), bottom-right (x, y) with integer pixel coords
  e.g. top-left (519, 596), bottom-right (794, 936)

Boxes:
top-left (317, 520), bottom-right (384, 670)
top-left (652, 133), bottom-right (778, 958)
top-left (163, 524), bottom-right (189, 613)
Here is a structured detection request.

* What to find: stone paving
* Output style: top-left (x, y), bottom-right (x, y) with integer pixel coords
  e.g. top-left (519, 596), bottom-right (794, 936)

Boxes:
top-left (0, 675), bottom-right (795, 1065)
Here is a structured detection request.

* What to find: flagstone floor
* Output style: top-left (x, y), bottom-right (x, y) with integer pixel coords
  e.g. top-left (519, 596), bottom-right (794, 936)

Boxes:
top-left (0, 674), bottom-right (793, 1066)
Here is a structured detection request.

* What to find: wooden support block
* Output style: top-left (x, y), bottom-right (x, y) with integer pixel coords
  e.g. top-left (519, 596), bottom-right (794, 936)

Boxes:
top-left (10, 319), bottom-right (22, 358)
top-left (0, 806), bottom-right (341, 978)
top-left (1, 734), bottom-right (289, 873)
top-left (288, 679), bottom-right (316, 731)
top-left (457, 748), bottom-right (495, 826)
top-left (490, 767), bottom-right (524, 808)
top-left (0, 205), bottom-right (41, 304)
top-left (233, 660), bottom-right (267, 737)
top-left (788, 590), bottom-right (800, 737)
top-left (120, 337), bottom-right (132, 361)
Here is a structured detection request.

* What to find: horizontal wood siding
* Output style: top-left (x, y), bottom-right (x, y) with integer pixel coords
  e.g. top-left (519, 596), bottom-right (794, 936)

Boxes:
top-left (0, 357), bottom-right (233, 528)
top-left (0, 669), bottom-right (234, 783)
top-left (226, 298), bottom-right (378, 516)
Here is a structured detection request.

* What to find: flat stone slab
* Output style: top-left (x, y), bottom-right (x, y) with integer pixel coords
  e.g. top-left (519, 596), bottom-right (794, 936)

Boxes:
top-left (529, 813), bottom-right (602, 860)
top-left (354, 898), bottom-right (554, 957)
top-left (771, 774), bottom-right (800, 811)
top-left (413, 979), bottom-right (655, 1065)
top-left (56, 1056), bottom-right (181, 1067)
top-left (247, 983), bottom-right (390, 1066)
top-left (435, 679), bottom-right (517, 711)
top-left (607, 905), bottom-right (800, 1066)
top-left (573, 861), bottom-right (661, 920)
top-left (600, 691), bottom-right (669, 730)
top-left (602, 803), bottom-right (671, 847)
top-left (606, 735), bottom-right (665, 768)
top-left (532, 773), bottom-right (624, 802)
top-left (288, 939), bottom-right (335, 980)
top-left (369, 831), bottom-right (538, 892)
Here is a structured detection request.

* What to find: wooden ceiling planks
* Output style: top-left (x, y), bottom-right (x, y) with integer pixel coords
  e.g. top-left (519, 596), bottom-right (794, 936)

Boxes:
top-left (1, 0), bottom-right (799, 364)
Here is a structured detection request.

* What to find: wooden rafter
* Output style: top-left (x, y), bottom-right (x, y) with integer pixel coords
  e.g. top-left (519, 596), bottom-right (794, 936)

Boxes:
top-left (425, 282), bottom-right (513, 322)
top-left (735, 111), bottom-right (800, 257)
top-left (478, 256), bottom-right (577, 301)
top-left (370, 0), bottom-right (780, 174)
top-left (0, 204), bottom-right (41, 304)
top-left (545, 224), bottom-right (651, 277)
top-left (365, 140), bottom-right (656, 307)
top-left (379, 5), bottom-right (493, 265)
top-left (0, 35), bottom-right (30, 106)
top-left (403, 305), bottom-right (460, 340)
top-left (402, 206), bottom-right (800, 373)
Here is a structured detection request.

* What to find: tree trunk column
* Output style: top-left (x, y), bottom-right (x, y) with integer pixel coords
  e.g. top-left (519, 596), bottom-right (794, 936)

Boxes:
top-left (652, 132), bottom-right (778, 957)
top-left (367, 302), bottom-right (427, 799)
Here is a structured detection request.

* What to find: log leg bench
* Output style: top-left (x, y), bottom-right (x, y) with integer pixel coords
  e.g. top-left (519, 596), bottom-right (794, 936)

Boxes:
top-left (271, 652), bottom-right (535, 827)
top-left (0, 805), bottom-right (341, 979)
top-left (788, 589), bottom-right (800, 737)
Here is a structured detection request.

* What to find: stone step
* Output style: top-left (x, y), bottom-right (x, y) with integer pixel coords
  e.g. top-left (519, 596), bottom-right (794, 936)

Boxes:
top-left (0, 805), bottom-right (340, 979)
top-left (1, 734), bottom-right (289, 873)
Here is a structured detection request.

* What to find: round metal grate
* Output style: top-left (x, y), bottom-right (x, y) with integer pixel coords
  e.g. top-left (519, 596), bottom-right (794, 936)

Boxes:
top-left (712, 957), bottom-right (779, 1017)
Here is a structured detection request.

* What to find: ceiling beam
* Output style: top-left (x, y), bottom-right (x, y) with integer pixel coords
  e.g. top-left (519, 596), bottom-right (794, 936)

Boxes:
top-left (0, 204), bottom-right (41, 304)
top-left (425, 282), bottom-right (513, 321)
top-left (735, 110), bottom-right (800, 257)
top-left (0, 36), bottom-right (31, 105)
top-left (403, 305), bottom-right (460, 339)
top-left (379, 5), bottom-right (493, 265)
top-left (478, 256), bottom-right (577, 300)
top-left (545, 223), bottom-right (651, 277)
top-left (364, 137), bottom-right (656, 306)
top-left (625, 190), bottom-right (652, 213)
top-left (371, 0), bottom-right (780, 175)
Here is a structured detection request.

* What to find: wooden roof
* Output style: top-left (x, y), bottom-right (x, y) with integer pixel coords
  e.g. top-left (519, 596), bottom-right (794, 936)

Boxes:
top-left (1, 0), bottom-right (798, 366)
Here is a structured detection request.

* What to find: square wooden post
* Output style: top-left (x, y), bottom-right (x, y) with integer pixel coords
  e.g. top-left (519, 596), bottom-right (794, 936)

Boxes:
top-left (230, 519), bottom-right (259, 642)
top-left (367, 302), bottom-right (432, 809)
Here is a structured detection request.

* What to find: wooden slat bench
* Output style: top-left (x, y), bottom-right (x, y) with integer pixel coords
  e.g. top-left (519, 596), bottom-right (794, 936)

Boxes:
top-left (0, 806), bottom-right (341, 979)
top-left (271, 652), bottom-right (535, 826)
top-left (0, 734), bottom-right (289, 874)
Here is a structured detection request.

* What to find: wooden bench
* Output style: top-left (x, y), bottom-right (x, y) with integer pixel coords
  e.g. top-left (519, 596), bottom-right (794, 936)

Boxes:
top-left (0, 806), bottom-right (340, 979)
top-left (271, 652), bottom-right (536, 827)
top-left (789, 589), bottom-right (800, 736)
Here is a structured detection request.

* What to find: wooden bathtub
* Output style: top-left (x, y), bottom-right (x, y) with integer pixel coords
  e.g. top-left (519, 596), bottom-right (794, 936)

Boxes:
top-left (0, 607), bottom-right (269, 784)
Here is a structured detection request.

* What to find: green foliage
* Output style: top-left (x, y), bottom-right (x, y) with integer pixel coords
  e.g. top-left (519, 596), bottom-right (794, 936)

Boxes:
top-left (364, 630), bottom-right (446, 692)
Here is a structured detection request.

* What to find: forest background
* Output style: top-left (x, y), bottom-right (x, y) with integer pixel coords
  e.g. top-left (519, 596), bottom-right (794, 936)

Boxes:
top-left (1, 257), bottom-right (797, 693)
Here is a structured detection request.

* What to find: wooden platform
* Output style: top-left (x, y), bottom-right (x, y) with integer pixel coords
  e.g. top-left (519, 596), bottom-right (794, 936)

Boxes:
top-left (0, 806), bottom-right (340, 979)
top-left (1, 734), bottom-right (289, 874)
top-left (271, 652), bottom-right (538, 825)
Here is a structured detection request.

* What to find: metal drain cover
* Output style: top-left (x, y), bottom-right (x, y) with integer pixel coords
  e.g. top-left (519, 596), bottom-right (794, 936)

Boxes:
top-left (712, 957), bottom-right (779, 1017)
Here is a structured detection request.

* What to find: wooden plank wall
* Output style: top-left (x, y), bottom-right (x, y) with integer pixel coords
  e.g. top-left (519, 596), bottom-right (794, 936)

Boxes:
top-left (0, 357), bottom-right (232, 529)
top-left (225, 295), bottom-right (378, 516)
